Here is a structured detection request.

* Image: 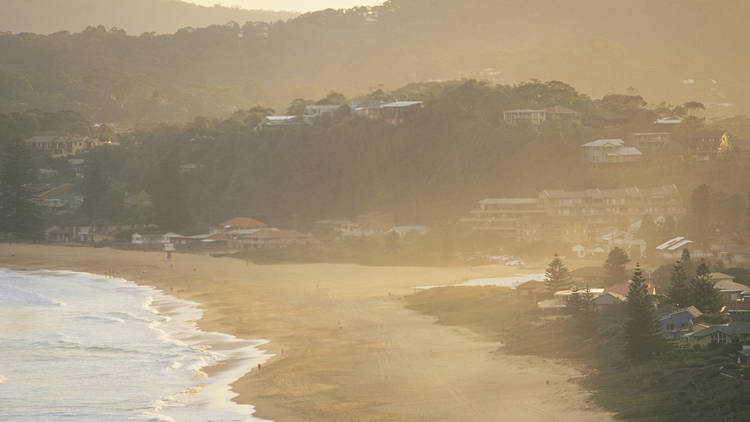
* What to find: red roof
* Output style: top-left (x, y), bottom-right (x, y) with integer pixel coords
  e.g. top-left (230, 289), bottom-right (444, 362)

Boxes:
top-left (220, 217), bottom-right (267, 230)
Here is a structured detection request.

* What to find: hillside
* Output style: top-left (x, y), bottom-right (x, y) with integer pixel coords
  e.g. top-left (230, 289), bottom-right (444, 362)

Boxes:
top-left (0, 0), bottom-right (297, 35)
top-left (1, 0), bottom-right (750, 122)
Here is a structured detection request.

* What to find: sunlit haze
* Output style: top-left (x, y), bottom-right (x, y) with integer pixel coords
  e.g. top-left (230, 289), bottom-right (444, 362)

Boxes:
top-left (184, 0), bottom-right (385, 12)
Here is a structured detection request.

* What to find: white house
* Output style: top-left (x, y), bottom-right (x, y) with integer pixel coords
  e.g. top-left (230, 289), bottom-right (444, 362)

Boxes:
top-left (582, 139), bottom-right (643, 164)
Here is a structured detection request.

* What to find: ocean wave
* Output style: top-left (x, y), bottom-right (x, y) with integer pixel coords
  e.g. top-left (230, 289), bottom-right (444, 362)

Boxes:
top-left (0, 284), bottom-right (60, 306)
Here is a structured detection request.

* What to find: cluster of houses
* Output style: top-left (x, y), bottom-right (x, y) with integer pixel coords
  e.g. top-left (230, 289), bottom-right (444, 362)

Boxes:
top-left (517, 272), bottom-right (750, 353)
top-left (256, 100), bottom-right (424, 130)
top-left (314, 212), bottom-right (431, 241)
top-left (461, 184), bottom-right (686, 257)
top-left (131, 217), bottom-right (312, 250)
top-left (24, 134), bottom-right (106, 158)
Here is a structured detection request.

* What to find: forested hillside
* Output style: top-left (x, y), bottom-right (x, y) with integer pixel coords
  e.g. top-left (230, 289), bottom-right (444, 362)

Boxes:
top-left (1, 0), bottom-right (749, 123)
top-left (0, 0), bottom-right (296, 35)
top-left (6, 80), bottom-right (748, 234)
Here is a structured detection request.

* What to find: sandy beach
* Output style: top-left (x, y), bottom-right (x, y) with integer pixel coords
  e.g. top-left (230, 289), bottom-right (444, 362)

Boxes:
top-left (0, 244), bottom-right (613, 422)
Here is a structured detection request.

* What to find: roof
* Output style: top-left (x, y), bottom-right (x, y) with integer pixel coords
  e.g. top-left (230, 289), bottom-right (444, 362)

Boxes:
top-left (554, 288), bottom-right (605, 296)
top-left (381, 101), bottom-right (423, 108)
top-left (582, 139), bottom-right (624, 147)
top-left (545, 105), bottom-right (578, 114)
top-left (265, 115), bottom-right (297, 121)
top-left (221, 217), bottom-right (267, 229)
top-left (656, 236), bottom-right (689, 250)
top-left (390, 226), bottom-right (430, 233)
top-left (516, 280), bottom-right (546, 290)
top-left (654, 118), bottom-right (682, 124)
top-left (25, 135), bottom-right (85, 144)
top-left (713, 278), bottom-right (749, 292)
top-left (710, 272), bottom-right (736, 281)
top-left (478, 198), bottom-right (538, 205)
top-left (37, 184), bottom-right (75, 200)
top-left (685, 321), bottom-right (750, 338)
top-left (660, 306), bottom-right (702, 321)
top-left (615, 146), bottom-right (643, 156)
top-left (541, 184), bottom-right (681, 201)
top-left (592, 292), bottom-right (627, 303)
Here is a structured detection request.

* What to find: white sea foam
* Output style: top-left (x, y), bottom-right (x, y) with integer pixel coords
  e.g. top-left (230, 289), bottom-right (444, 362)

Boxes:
top-left (0, 268), bottom-right (272, 421)
top-left (417, 273), bottom-right (546, 290)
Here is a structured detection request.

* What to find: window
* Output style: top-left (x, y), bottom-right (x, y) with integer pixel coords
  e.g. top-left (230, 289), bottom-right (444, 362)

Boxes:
top-left (711, 332), bottom-right (727, 345)
top-left (666, 323), bottom-right (675, 331)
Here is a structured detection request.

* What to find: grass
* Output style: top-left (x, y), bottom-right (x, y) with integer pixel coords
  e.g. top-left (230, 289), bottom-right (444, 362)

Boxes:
top-left (405, 286), bottom-right (750, 422)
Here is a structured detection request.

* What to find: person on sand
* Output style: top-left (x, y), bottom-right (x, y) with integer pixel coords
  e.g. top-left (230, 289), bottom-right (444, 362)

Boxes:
top-left (257, 363), bottom-right (261, 371)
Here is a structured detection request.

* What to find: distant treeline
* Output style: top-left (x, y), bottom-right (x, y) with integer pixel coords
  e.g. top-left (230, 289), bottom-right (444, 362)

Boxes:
top-left (2, 0), bottom-right (750, 122)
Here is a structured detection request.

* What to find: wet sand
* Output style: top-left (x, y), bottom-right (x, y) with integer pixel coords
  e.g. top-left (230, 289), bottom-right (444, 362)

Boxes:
top-left (0, 244), bottom-right (613, 421)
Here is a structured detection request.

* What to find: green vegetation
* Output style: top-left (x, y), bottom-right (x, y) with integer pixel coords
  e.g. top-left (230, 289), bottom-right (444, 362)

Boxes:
top-left (406, 286), bottom-right (750, 422)
top-left (625, 264), bottom-right (664, 358)
top-left (4, 0), bottom-right (750, 122)
top-left (0, 138), bottom-right (43, 240)
top-left (544, 254), bottom-right (571, 296)
top-left (604, 247), bottom-right (631, 286)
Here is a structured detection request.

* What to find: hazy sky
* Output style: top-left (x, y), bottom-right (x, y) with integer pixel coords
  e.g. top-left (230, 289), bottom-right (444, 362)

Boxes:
top-left (184, 0), bottom-right (385, 12)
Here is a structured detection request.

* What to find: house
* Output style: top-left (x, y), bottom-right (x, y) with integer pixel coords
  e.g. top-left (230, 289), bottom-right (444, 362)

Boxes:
top-left (592, 291), bottom-right (626, 308)
top-left (459, 198), bottom-right (544, 239)
top-left (581, 139), bottom-right (643, 164)
top-left (314, 219), bottom-right (365, 239)
top-left (660, 306), bottom-right (702, 340)
top-left (515, 280), bottom-right (548, 301)
top-left (228, 228), bottom-right (312, 249)
top-left (304, 105), bottom-right (343, 124)
top-left (379, 101), bottom-right (423, 125)
top-left (45, 226), bottom-right (72, 242)
top-left (683, 321), bottom-right (750, 346)
top-left (25, 135), bottom-right (102, 157)
top-left (503, 109), bottom-right (547, 126)
top-left (553, 288), bottom-right (605, 305)
top-left (214, 217), bottom-right (268, 233)
top-left (539, 185), bottom-right (686, 220)
top-left (503, 106), bottom-right (580, 126)
top-left (386, 226), bottom-right (431, 239)
top-left (68, 158), bottom-right (87, 177)
top-left (630, 132), bottom-right (671, 151)
top-left (351, 100), bottom-right (386, 119)
top-left (711, 273), bottom-right (749, 303)
top-left (255, 115), bottom-right (308, 131)
top-left (131, 232), bottom-right (183, 245)
top-left (654, 117), bottom-right (682, 125)
top-left (739, 346), bottom-right (750, 367)
top-left (34, 184), bottom-right (83, 211)
top-left (124, 191), bottom-right (153, 209)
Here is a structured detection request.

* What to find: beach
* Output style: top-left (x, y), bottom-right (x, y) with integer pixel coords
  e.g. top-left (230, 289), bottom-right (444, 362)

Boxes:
top-left (0, 244), bottom-right (613, 421)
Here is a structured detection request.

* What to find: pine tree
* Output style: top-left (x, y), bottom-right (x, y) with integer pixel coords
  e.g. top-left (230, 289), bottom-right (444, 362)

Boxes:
top-left (567, 285), bottom-right (583, 314)
top-left (625, 264), bottom-right (663, 358)
top-left (690, 261), bottom-right (721, 313)
top-left (0, 138), bottom-right (42, 240)
top-left (545, 254), bottom-right (571, 296)
top-left (604, 247), bottom-right (630, 286)
top-left (667, 259), bottom-right (690, 307)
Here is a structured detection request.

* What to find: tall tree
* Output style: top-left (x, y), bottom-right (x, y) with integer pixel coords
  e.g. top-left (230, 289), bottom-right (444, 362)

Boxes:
top-left (690, 261), bottom-right (721, 313)
top-left (625, 264), bottom-right (663, 358)
top-left (604, 247), bottom-right (630, 286)
top-left (0, 138), bottom-right (42, 240)
top-left (545, 254), bottom-right (571, 296)
top-left (690, 184), bottom-right (711, 244)
top-left (667, 259), bottom-right (690, 307)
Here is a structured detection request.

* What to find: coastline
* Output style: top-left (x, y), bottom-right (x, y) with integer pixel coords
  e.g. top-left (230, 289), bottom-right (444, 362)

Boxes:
top-left (0, 244), bottom-right (614, 421)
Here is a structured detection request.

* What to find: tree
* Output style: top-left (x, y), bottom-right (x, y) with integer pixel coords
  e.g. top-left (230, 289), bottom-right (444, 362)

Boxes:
top-left (666, 259), bottom-right (690, 307)
top-left (604, 247), bottom-right (630, 286)
top-left (287, 98), bottom-right (313, 116)
top-left (316, 91), bottom-right (347, 105)
top-left (567, 284), bottom-right (595, 316)
top-left (689, 261), bottom-right (721, 313)
top-left (0, 138), bottom-right (43, 240)
top-left (545, 254), bottom-right (571, 296)
top-left (690, 184), bottom-right (711, 244)
top-left (625, 264), bottom-right (663, 358)
top-left (152, 156), bottom-right (190, 232)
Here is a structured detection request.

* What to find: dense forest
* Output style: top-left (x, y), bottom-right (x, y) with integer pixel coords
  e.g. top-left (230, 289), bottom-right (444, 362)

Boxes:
top-left (2, 0), bottom-right (750, 123)
top-left (0, 0), bottom-right (296, 35)
top-left (4, 79), bottom-right (749, 237)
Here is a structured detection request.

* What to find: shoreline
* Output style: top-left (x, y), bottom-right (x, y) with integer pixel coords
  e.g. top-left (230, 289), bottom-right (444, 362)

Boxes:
top-left (0, 244), bottom-right (614, 421)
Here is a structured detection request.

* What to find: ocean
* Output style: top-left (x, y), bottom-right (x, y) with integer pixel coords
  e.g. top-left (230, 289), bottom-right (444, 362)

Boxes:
top-left (0, 269), bottom-right (270, 421)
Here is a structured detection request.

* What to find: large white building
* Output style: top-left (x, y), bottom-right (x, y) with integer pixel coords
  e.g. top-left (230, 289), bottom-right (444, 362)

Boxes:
top-left (582, 139), bottom-right (642, 164)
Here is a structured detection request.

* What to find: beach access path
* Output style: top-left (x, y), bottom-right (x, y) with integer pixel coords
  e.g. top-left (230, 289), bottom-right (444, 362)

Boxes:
top-left (0, 244), bottom-right (613, 422)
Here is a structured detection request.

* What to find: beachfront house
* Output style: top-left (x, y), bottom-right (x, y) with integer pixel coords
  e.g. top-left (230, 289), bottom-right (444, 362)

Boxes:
top-left (660, 306), bottom-right (702, 340)
top-left (553, 288), bottom-right (605, 306)
top-left (683, 322), bottom-right (750, 347)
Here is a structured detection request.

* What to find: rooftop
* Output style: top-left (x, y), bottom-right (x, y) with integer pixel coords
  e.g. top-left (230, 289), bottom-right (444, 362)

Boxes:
top-left (221, 217), bottom-right (268, 229)
top-left (582, 138), bottom-right (624, 147)
top-left (478, 198), bottom-right (538, 205)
